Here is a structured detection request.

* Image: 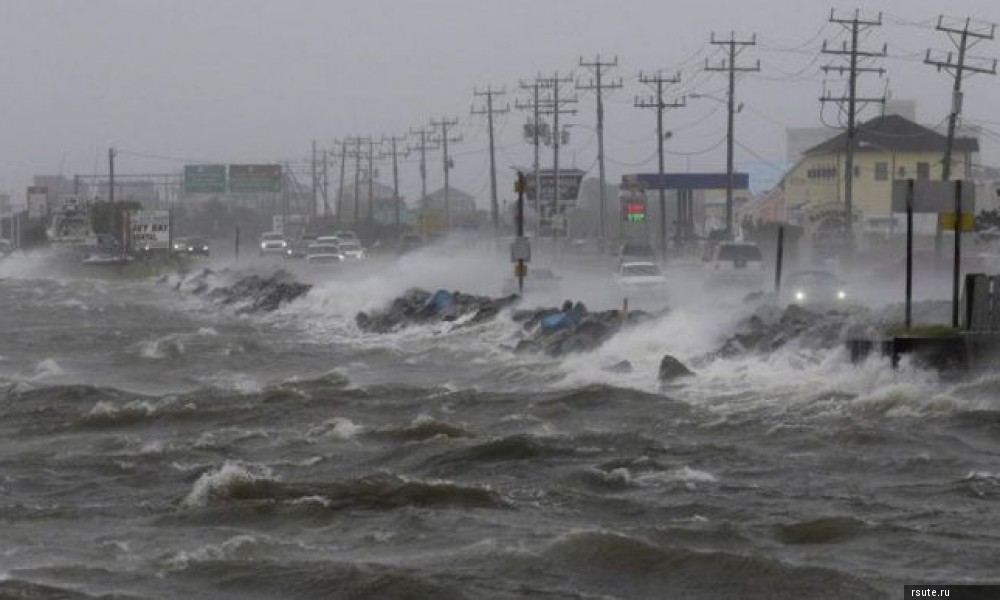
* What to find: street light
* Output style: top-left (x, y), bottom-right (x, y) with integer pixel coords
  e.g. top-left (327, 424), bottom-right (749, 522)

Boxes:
top-left (689, 93), bottom-right (743, 240)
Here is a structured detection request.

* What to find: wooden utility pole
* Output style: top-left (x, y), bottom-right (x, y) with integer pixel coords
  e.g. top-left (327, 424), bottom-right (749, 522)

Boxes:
top-left (707, 32), bottom-right (759, 241)
top-left (925, 16), bottom-right (997, 181)
top-left (517, 77), bottom-right (545, 236)
top-left (472, 86), bottom-right (509, 236)
top-left (578, 55), bottom-right (623, 247)
top-left (335, 139), bottom-right (347, 224)
top-left (430, 117), bottom-right (462, 231)
top-left (408, 127), bottom-right (439, 208)
top-left (538, 73), bottom-right (577, 243)
top-left (381, 134), bottom-right (408, 232)
top-left (635, 71), bottom-right (685, 258)
top-left (311, 139), bottom-right (318, 218)
top-left (366, 138), bottom-right (376, 228)
top-left (820, 10), bottom-right (885, 253)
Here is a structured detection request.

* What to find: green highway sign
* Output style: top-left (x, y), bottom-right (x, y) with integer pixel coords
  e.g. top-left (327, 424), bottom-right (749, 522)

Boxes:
top-left (183, 164), bottom-right (227, 194)
top-left (229, 164), bottom-right (282, 193)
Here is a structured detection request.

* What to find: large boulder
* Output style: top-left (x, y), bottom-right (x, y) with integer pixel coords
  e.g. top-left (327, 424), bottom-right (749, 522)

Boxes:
top-left (659, 354), bottom-right (694, 382)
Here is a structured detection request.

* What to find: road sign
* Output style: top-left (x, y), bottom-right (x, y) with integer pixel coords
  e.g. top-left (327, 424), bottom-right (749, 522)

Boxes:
top-left (131, 210), bottom-right (170, 250)
top-left (938, 211), bottom-right (975, 232)
top-left (183, 164), bottom-right (226, 194)
top-left (891, 180), bottom-right (976, 213)
top-left (525, 169), bottom-right (586, 206)
top-left (510, 237), bottom-right (531, 262)
top-left (229, 164), bottom-right (282, 193)
top-left (27, 186), bottom-right (48, 220)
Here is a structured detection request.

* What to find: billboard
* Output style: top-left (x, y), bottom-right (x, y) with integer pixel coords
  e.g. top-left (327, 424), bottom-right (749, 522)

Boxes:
top-left (891, 180), bottom-right (976, 213)
top-left (27, 186), bottom-right (48, 220)
top-left (131, 210), bottom-right (170, 250)
top-left (184, 164), bottom-right (227, 194)
top-left (229, 164), bottom-right (282, 193)
top-left (525, 169), bottom-right (586, 207)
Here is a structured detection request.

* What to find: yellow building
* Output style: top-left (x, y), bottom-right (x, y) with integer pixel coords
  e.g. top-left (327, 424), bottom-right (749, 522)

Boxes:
top-left (781, 114), bottom-right (978, 247)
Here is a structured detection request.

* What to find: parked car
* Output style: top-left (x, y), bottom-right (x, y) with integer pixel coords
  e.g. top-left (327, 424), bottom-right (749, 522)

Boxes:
top-left (782, 269), bottom-right (848, 307)
top-left (502, 266), bottom-right (561, 296)
top-left (334, 231), bottom-right (359, 244)
top-left (705, 242), bottom-right (765, 289)
top-left (259, 232), bottom-right (288, 256)
top-left (614, 261), bottom-right (668, 292)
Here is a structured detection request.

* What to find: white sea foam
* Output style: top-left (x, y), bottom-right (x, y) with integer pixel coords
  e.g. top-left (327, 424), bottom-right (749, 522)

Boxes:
top-left (182, 460), bottom-right (277, 508)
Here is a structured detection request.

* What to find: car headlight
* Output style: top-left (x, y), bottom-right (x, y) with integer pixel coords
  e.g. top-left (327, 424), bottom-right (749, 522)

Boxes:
top-left (187, 247), bottom-right (194, 251)
top-left (260, 242), bottom-right (267, 249)
top-left (202, 246), bottom-right (208, 251)
top-left (794, 290), bottom-right (806, 301)
top-left (279, 241), bottom-right (287, 248)
top-left (837, 290), bottom-right (847, 300)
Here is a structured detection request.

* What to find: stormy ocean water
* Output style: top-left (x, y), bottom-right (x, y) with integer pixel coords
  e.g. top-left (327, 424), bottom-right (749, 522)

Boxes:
top-left (1, 244), bottom-right (999, 600)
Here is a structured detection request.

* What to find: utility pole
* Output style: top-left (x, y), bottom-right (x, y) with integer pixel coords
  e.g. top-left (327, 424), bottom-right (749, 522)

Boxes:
top-left (381, 134), bottom-right (408, 232)
top-left (707, 31), bottom-right (759, 241)
top-left (336, 139), bottom-right (347, 225)
top-left (820, 10), bottom-right (886, 254)
top-left (925, 16), bottom-right (997, 181)
top-left (472, 86), bottom-right (509, 236)
top-left (408, 127), bottom-right (439, 210)
top-left (367, 138), bottom-right (376, 229)
top-left (109, 147), bottom-right (117, 244)
top-left (578, 55), bottom-right (623, 248)
top-left (311, 139), bottom-right (318, 219)
top-left (321, 148), bottom-right (329, 218)
top-left (538, 73), bottom-right (577, 244)
top-left (517, 77), bottom-right (545, 236)
top-left (430, 117), bottom-right (461, 232)
top-left (352, 137), bottom-right (364, 228)
top-left (635, 71), bottom-right (685, 259)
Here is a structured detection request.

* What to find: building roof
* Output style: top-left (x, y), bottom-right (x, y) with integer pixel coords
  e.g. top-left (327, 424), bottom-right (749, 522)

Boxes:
top-left (423, 186), bottom-right (475, 203)
top-left (804, 114), bottom-right (979, 156)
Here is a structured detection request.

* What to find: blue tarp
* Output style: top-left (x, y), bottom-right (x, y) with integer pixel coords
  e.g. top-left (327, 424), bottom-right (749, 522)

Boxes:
top-left (422, 289), bottom-right (454, 316)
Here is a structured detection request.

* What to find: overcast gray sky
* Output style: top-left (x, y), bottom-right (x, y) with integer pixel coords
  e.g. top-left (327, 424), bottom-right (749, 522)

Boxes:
top-left (2, 0), bottom-right (998, 206)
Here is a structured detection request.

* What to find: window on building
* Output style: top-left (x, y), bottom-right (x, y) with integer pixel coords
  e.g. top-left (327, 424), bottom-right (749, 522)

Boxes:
top-left (897, 166), bottom-right (906, 178)
top-left (875, 162), bottom-right (888, 181)
top-left (806, 166), bottom-right (838, 180)
top-left (917, 162), bottom-right (930, 180)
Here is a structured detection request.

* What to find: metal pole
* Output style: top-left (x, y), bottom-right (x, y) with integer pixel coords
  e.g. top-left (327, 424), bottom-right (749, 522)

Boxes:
top-left (774, 225), bottom-right (785, 296)
top-left (905, 179), bottom-right (914, 330)
top-left (952, 179), bottom-right (963, 328)
top-left (516, 172), bottom-right (526, 294)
